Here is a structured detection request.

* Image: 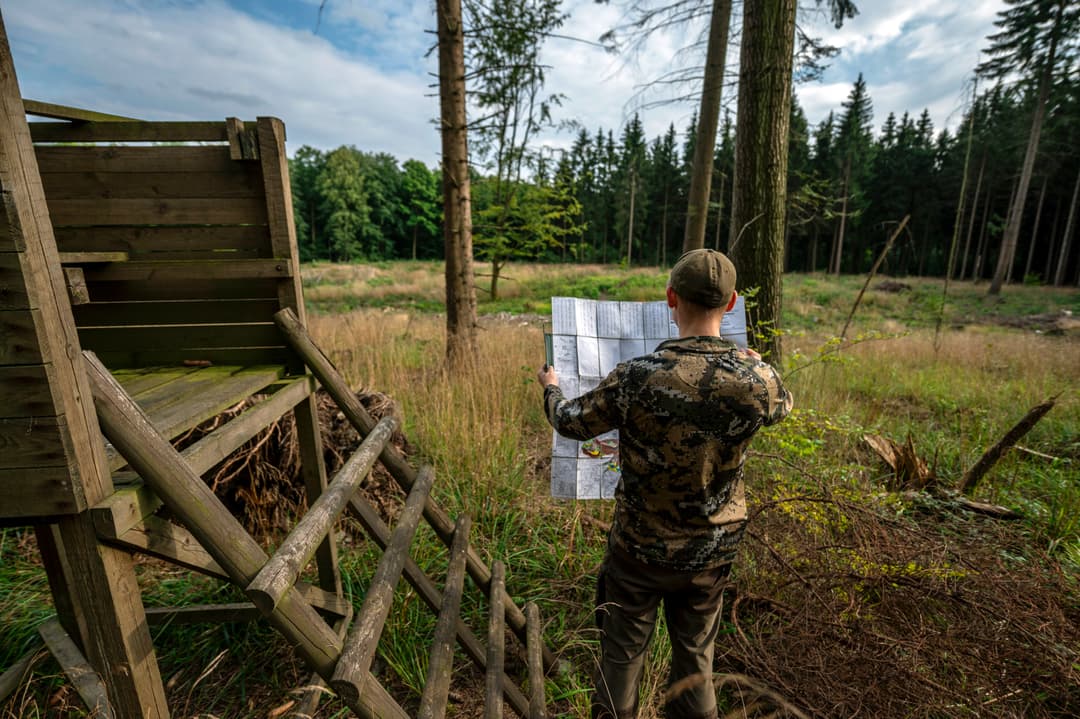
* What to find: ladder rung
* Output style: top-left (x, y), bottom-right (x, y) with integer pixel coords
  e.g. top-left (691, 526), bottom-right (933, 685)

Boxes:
top-left (330, 465), bottom-right (436, 706)
top-left (247, 416), bottom-right (396, 613)
top-left (484, 560), bottom-right (507, 719)
top-left (526, 602), bottom-right (547, 719)
top-left (346, 495), bottom-right (532, 717)
top-left (417, 515), bottom-right (472, 719)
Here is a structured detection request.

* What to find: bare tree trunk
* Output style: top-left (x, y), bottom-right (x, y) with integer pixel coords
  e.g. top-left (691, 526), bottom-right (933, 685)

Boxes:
top-left (437, 0), bottom-right (478, 364)
top-left (810, 224), bottom-right (819, 272)
top-left (626, 168), bottom-right (636, 265)
top-left (988, 0), bottom-right (1064, 295)
top-left (683, 0), bottom-right (732, 252)
top-left (959, 154), bottom-right (987, 280)
top-left (1022, 176), bottom-right (1047, 281)
top-left (1043, 198), bottom-right (1062, 281)
top-left (713, 171), bottom-right (726, 250)
top-left (831, 156), bottom-right (851, 275)
top-left (973, 191), bottom-right (995, 281)
top-left (728, 0), bottom-right (796, 361)
top-left (1053, 166), bottom-right (1080, 286)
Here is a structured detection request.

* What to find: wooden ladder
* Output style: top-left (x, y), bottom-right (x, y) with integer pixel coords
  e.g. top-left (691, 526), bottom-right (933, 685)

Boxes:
top-left (77, 308), bottom-right (554, 718)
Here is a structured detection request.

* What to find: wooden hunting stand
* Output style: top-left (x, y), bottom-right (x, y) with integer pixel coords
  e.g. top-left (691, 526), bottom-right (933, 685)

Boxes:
top-left (0, 9), bottom-right (552, 718)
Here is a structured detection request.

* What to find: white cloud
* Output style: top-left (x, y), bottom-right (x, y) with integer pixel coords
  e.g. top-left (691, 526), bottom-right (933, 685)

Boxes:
top-left (2, 0), bottom-right (1008, 158)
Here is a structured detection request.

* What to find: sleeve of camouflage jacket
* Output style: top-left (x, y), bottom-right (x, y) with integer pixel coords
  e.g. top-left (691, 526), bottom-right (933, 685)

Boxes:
top-left (542, 366), bottom-right (626, 441)
top-left (753, 359), bottom-right (793, 426)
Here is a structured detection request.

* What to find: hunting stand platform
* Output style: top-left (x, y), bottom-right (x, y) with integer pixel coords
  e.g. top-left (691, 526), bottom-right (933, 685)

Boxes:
top-left (0, 9), bottom-right (553, 718)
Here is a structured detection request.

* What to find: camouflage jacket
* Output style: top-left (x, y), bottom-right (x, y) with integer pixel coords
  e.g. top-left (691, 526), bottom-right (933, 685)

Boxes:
top-left (544, 336), bottom-right (793, 571)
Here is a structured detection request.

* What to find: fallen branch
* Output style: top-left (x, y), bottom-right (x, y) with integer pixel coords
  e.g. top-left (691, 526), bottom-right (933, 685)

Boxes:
top-left (959, 396), bottom-right (1058, 495)
top-left (841, 215), bottom-right (910, 340)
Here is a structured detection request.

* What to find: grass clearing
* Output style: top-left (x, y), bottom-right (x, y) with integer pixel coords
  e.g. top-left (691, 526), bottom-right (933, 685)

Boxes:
top-left (2, 263), bottom-right (1078, 717)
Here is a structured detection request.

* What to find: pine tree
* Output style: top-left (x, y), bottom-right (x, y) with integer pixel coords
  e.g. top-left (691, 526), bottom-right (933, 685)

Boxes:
top-left (978, 0), bottom-right (1080, 293)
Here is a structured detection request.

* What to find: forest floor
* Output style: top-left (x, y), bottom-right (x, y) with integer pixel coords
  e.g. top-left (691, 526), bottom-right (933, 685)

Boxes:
top-left (1, 263), bottom-right (1078, 718)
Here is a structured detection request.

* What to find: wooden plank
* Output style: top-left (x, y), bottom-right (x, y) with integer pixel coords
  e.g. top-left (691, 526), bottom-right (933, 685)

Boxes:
top-left (75, 299), bottom-right (281, 327)
top-left (31, 120), bottom-right (235, 144)
top-left (0, 465), bottom-right (81, 518)
top-left (47, 197), bottom-right (268, 226)
top-left (86, 277), bottom-right (280, 302)
top-left (94, 375), bottom-right (314, 537)
top-left (106, 365), bottom-right (284, 469)
top-left (485, 560), bottom-right (506, 719)
top-left (0, 645), bottom-right (43, 704)
top-left (256, 117), bottom-right (305, 324)
top-left (58, 252), bottom-right (130, 264)
top-left (79, 259), bottom-right (290, 283)
top-left (276, 308), bottom-right (558, 671)
top-left (0, 415), bottom-right (69, 468)
top-left (24, 99), bottom-right (138, 122)
top-left (526, 603), bottom-right (546, 719)
top-left (104, 514), bottom-right (228, 577)
top-left (0, 308), bottom-right (44, 364)
top-left (0, 190), bottom-right (25, 251)
top-left (80, 324), bottom-right (283, 354)
top-left (0, 251), bottom-right (31, 309)
top-left (36, 145), bottom-right (239, 174)
top-left (42, 169), bottom-right (264, 201)
top-left (417, 515), bottom-right (472, 719)
top-left (226, 118), bottom-right (259, 161)
top-left (247, 416), bottom-right (396, 614)
top-left (115, 365), bottom-right (201, 397)
top-left (0, 364), bottom-right (58, 418)
top-left (38, 617), bottom-right (115, 719)
top-left (332, 466), bottom-right (435, 707)
top-left (362, 495), bottom-right (531, 716)
top-left (63, 267), bottom-right (89, 305)
top-left (55, 225), bottom-right (271, 258)
top-left (94, 347), bottom-right (292, 370)
top-left (85, 351), bottom-right (344, 677)
top-left (146, 603), bottom-right (260, 626)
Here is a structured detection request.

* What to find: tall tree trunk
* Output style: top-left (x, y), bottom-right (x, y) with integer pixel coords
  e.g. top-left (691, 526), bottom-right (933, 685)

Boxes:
top-left (810, 224), bottom-right (819, 272)
top-left (729, 0), bottom-right (796, 361)
top-left (1053, 166), bottom-right (1080, 286)
top-left (831, 156), bottom-right (851, 275)
top-left (973, 191), bottom-right (995, 281)
top-left (437, 0), bottom-right (478, 364)
top-left (683, 0), bottom-right (732, 252)
top-left (1043, 199), bottom-right (1062, 281)
top-left (1023, 176), bottom-right (1047, 281)
top-left (713, 171), bottom-right (726, 250)
top-left (661, 188), bottom-right (669, 266)
top-left (960, 156), bottom-right (987, 280)
top-left (988, 0), bottom-right (1064, 295)
top-left (947, 87), bottom-right (978, 281)
top-left (626, 169), bottom-right (636, 265)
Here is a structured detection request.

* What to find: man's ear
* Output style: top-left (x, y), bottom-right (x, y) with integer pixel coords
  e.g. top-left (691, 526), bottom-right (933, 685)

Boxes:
top-left (725, 290), bottom-right (738, 312)
top-left (666, 285), bottom-right (678, 309)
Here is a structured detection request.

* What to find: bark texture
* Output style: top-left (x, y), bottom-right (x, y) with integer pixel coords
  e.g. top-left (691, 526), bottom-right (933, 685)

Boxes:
top-left (437, 0), bottom-right (478, 364)
top-left (728, 0), bottom-right (796, 362)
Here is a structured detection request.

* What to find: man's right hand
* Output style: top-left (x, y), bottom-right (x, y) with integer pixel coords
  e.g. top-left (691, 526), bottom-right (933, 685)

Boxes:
top-left (537, 364), bottom-right (559, 388)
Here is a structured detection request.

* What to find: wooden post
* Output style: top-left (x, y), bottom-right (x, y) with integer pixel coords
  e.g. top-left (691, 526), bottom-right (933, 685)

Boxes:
top-left (331, 466), bottom-right (435, 706)
top-left (526, 602), bottom-right (546, 719)
top-left (0, 10), bottom-right (169, 714)
top-left (275, 308), bottom-right (558, 671)
top-left (247, 416), bottom-right (396, 614)
top-left (417, 515), bottom-right (472, 719)
top-left (347, 495), bottom-right (531, 717)
top-left (485, 561), bottom-right (507, 719)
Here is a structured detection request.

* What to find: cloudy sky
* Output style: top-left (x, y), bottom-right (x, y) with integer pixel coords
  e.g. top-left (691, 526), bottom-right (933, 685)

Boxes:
top-left (3, 0), bottom-right (1003, 164)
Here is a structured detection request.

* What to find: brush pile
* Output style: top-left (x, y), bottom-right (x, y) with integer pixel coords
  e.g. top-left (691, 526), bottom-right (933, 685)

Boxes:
top-left (179, 388), bottom-right (409, 538)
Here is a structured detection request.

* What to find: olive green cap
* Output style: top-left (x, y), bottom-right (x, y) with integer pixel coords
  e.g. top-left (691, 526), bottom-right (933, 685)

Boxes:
top-left (669, 249), bottom-right (736, 308)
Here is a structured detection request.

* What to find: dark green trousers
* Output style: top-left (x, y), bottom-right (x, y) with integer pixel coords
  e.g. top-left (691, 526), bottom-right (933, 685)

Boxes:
top-left (592, 547), bottom-right (731, 719)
